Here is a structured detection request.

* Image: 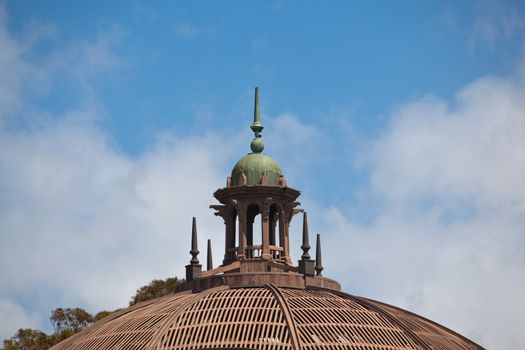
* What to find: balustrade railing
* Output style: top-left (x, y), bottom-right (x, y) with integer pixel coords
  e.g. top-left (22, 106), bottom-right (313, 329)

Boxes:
top-left (269, 245), bottom-right (284, 260)
top-left (231, 245), bottom-right (285, 260)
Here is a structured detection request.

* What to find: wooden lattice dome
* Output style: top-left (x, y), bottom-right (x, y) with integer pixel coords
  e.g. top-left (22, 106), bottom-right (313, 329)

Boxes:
top-left (50, 284), bottom-right (482, 350)
top-left (50, 88), bottom-right (484, 350)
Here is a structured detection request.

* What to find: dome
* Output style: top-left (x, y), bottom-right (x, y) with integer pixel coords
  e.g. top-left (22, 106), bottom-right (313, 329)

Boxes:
top-left (49, 88), bottom-right (484, 350)
top-left (231, 152), bottom-right (282, 186)
top-left (50, 285), bottom-right (482, 350)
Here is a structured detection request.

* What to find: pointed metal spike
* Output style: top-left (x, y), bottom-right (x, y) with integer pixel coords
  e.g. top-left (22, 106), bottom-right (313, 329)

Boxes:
top-left (250, 87), bottom-right (264, 153)
top-left (190, 217), bottom-right (199, 265)
top-left (301, 212), bottom-right (311, 260)
top-left (254, 86), bottom-right (260, 124)
top-left (207, 239), bottom-right (213, 271)
top-left (250, 88), bottom-right (264, 132)
top-left (315, 233), bottom-right (323, 276)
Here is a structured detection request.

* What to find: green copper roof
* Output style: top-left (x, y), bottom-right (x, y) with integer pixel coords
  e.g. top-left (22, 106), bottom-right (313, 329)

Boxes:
top-left (231, 153), bottom-right (282, 186)
top-left (230, 87), bottom-right (283, 186)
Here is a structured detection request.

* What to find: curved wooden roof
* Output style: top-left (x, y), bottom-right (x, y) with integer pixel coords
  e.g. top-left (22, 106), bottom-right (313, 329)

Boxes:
top-left (50, 285), bottom-right (483, 350)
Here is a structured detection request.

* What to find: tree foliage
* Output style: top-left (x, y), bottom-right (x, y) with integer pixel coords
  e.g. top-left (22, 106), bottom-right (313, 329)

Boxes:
top-left (50, 308), bottom-right (93, 333)
top-left (1, 307), bottom-right (105, 350)
top-left (129, 277), bottom-right (183, 306)
top-left (2, 328), bottom-right (52, 350)
top-left (1, 276), bottom-right (183, 350)
top-left (93, 310), bottom-right (112, 322)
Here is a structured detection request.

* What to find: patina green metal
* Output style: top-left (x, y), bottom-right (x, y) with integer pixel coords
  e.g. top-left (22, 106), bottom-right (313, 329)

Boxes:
top-left (250, 87), bottom-right (264, 153)
top-left (231, 87), bottom-right (283, 186)
top-left (231, 152), bottom-right (282, 185)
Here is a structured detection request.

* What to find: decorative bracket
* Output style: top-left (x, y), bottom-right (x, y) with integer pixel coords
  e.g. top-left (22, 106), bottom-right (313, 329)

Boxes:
top-left (262, 197), bottom-right (273, 222)
top-left (285, 201), bottom-right (302, 224)
top-left (209, 204), bottom-right (227, 223)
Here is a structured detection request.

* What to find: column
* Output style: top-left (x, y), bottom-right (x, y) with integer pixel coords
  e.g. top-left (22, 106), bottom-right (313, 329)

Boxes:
top-left (261, 199), bottom-right (271, 259)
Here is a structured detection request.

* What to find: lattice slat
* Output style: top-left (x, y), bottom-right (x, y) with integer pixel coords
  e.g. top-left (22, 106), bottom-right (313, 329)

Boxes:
top-left (51, 293), bottom-right (194, 350)
top-left (50, 286), bottom-right (483, 350)
top-left (281, 289), bottom-right (421, 350)
top-left (158, 287), bottom-right (292, 350)
top-left (375, 302), bottom-right (480, 350)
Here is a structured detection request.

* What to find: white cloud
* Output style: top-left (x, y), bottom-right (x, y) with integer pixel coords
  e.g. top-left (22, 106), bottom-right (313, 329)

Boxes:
top-left (0, 6), bottom-right (48, 126)
top-left (369, 76), bottom-right (525, 208)
top-left (266, 112), bottom-right (318, 181)
top-left (319, 73), bottom-right (525, 349)
top-left (0, 7), bottom-right (229, 335)
top-left (174, 21), bottom-right (199, 38)
top-left (0, 115), bottom-right (235, 328)
top-left (0, 298), bottom-right (41, 340)
top-left (469, 0), bottom-right (525, 51)
top-left (133, 0), bottom-right (157, 20)
top-left (47, 23), bottom-right (126, 103)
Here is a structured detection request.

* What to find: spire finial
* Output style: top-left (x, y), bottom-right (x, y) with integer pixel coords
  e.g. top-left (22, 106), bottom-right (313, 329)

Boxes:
top-left (186, 217), bottom-right (202, 281)
top-left (301, 212), bottom-right (311, 260)
top-left (207, 239), bottom-right (213, 271)
top-left (190, 217), bottom-right (199, 265)
top-left (315, 233), bottom-right (323, 276)
top-left (250, 87), bottom-right (264, 153)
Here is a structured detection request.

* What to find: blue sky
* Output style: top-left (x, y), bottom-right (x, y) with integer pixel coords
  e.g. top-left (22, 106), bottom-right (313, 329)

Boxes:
top-left (6, 1), bottom-right (523, 153)
top-left (1, 1), bottom-right (525, 349)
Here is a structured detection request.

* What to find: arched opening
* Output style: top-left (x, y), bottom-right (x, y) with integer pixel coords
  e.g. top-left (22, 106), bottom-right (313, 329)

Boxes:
top-left (232, 209), bottom-right (237, 248)
top-left (269, 204), bottom-right (278, 246)
top-left (246, 204), bottom-right (261, 258)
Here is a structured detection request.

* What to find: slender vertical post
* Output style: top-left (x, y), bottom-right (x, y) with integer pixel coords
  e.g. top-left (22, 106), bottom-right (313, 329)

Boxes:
top-left (207, 239), bottom-right (213, 271)
top-left (238, 206), bottom-right (247, 260)
top-left (298, 212), bottom-right (314, 276)
top-left (185, 217), bottom-right (202, 281)
top-left (224, 216), bottom-right (231, 265)
top-left (301, 212), bottom-right (311, 260)
top-left (283, 219), bottom-right (291, 264)
top-left (190, 217), bottom-right (199, 264)
top-left (262, 199), bottom-right (272, 259)
top-left (253, 87), bottom-right (261, 126)
top-left (315, 233), bottom-right (323, 276)
top-left (279, 211), bottom-right (289, 262)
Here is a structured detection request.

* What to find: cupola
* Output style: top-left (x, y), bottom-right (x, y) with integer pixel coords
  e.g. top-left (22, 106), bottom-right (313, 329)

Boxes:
top-left (230, 87), bottom-right (285, 187)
